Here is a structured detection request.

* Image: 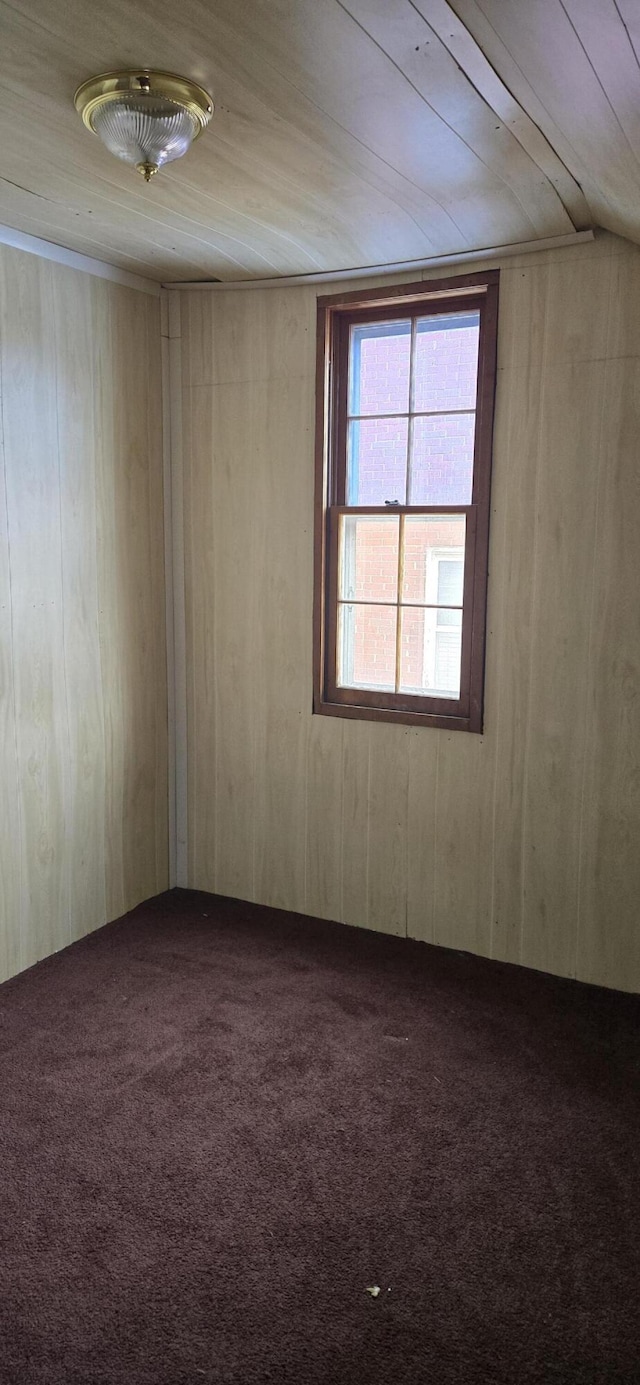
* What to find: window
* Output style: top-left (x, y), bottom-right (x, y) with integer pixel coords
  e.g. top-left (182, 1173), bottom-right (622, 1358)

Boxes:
top-left (313, 272), bottom-right (498, 732)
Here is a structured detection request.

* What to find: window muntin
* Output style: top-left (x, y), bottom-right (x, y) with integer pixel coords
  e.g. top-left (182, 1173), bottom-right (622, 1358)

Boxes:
top-left (314, 273), bottom-right (498, 732)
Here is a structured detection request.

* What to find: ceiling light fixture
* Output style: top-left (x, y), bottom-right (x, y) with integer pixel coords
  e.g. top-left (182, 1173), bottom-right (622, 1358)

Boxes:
top-left (74, 69), bottom-right (213, 182)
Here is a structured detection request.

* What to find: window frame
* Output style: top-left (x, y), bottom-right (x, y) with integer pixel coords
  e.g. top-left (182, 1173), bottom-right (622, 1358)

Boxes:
top-left (313, 271), bottom-right (499, 733)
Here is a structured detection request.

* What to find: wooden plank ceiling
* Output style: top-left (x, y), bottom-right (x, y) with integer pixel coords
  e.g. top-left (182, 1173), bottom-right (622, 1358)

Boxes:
top-left (0, 0), bottom-right (637, 282)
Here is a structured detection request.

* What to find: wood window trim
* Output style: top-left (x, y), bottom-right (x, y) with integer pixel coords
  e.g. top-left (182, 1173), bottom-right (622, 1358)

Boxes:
top-left (313, 271), bottom-right (499, 733)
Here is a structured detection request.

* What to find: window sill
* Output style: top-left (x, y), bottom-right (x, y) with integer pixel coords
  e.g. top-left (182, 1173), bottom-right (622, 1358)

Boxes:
top-left (313, 696), bottom-right (481, 733)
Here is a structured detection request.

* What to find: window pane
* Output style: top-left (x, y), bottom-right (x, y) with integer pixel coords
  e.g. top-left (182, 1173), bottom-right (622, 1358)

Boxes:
top-left (339, 515), bottom-right (399, 603)
top-left (413, 311), bottom-right (480, 413)
top-left (437, 559), bottom-right (464, 608)
top-left (399, 607), bottom-right (462, 699)
top-left (337, 603), bottom-right (397, 690)
top-left (349, 320), bottom-right (411, 417)
top-left (409, 413), bottom-right (475, 505)
top-left (402, 515), bottom-right (466, 605)
top-left (347, 417), bottom-right (408, 505)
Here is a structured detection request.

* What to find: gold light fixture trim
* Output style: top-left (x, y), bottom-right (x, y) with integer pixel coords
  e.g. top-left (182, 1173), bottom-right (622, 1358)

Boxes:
top-left (74, 69), bottom-right (214, 181)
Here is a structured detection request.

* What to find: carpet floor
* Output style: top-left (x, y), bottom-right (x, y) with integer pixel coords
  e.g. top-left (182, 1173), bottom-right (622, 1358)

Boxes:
top-left (0, 890), bottom-right (639, 1385)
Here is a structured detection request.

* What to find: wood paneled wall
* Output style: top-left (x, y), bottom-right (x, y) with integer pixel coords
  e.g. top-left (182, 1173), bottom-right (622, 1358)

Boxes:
top-left (0, 246), bottom-right (168, 985)
top-left (178, 230), bottom-right (640, 994)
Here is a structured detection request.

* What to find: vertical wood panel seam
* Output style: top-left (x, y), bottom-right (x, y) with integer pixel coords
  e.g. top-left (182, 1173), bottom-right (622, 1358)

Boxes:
top-left (168, 293), bottom-right (188, 887)
top-left (84, 279), bottom-right (107, 928)
top-left (518, 279), bottom-right (551, 964)
top-left (0, 314), bottom-right (25, 966)
top-left (487, 272), bottom-right (518, 960)
top-left (487, 320), bottom-right (514, 960)
top-left (51, 267), bottom-right (74, 946)
top-left (574, 251), bottom-right (614, 977)
top-left (210, 379), bottom-right (219, 893)
top-left (150, 297), bottom-right (167, 893)
top-left (250, 356), bottom-right (259, 902)
top-left (303, 726), bottom-right (309, 914)
top-left (92, 282), bottom-right (110, 921)
top-left (160, 290), bottom-right (177, 887)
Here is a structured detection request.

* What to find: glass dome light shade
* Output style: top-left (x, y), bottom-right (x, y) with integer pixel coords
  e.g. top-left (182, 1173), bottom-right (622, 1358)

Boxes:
top-left (74, 70), bottom-right (213, 181)
top-left (91, 96), bottom-right (199, 179)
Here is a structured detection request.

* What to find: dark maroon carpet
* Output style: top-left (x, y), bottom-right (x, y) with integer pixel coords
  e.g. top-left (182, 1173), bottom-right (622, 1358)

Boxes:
top-left (0, 891), bottom-right (639, 1384)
